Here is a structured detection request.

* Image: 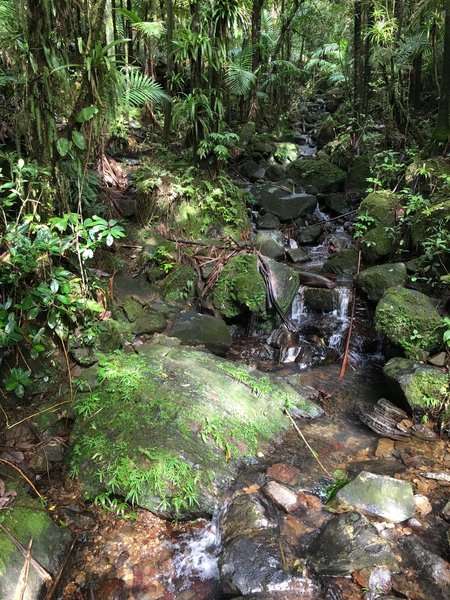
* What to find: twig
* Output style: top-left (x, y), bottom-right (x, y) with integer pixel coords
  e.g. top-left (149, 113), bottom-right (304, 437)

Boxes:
top-left (284, 409), bottom-right (333, 478)
top-left (44, 536), bottom-right (77, 600)
top-left (0, 524), bottom-right (52, 585)
top-left (0, 459), bottom-right (44, 501)
top-left (13, 539), bottom-right (32, 600)
top-left (339, 249), bottom-right (362, 381)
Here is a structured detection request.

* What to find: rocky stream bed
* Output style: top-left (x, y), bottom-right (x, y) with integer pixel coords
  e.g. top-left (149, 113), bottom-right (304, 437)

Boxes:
top-left (1, 100), bottom-right (449, 599)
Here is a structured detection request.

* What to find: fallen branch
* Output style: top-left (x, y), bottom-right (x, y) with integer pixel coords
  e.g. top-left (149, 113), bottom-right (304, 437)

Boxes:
top-left (0, 459), bottom-right (44, 501)
top-left (284, 409), bottom-right (332, 478)
top-left (0, 524), bottom-right (52, 586)
top-left (257, 253), bottom-right (297, 332)
top-left (13, 539), bottom-right (32, 600)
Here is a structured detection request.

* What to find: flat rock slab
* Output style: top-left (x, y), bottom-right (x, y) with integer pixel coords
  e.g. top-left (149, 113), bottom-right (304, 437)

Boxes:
top-left (307, 512), bottom-right (398, 576)
top-left (329, 471), bottom-right (414, 523)
top-left (168, 311), bottom-right (232, 355)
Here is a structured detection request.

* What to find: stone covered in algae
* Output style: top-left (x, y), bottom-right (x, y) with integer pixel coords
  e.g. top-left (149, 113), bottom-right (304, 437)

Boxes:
top-left (69, 336), bottom-right (322, 517)
top-left (357, 262), bottom-right (406, 302)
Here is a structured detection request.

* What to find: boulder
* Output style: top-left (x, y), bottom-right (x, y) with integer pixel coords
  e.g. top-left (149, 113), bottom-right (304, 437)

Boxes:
top-left (375, 287), bottom-right (443, 358)
top-left (220, 493), bottom-right (276, 545)
top-left (123, 297), bottom-right (145, 322)
top-left (321, 192), bottom-right (351, 215)
top-left (297, 224), bottom-right (323, 245)
top-left (69, 338), bottom-right (322, 517)
top-left (361, 225), bottom-right (396, 263)
top-left (307, 512), bottom-right (398, 576)
top-left (254, 230), bottom-right (285, 260)
top-left (273, 142), bottom-right (299, 165)
top-left (213, 255), bottom-right (266, 318)
top-left (239, 121), bottom-right (256, 145)
top-left (286, 159), bottom-right (346, 193)
top-left (287, 246), bottom-right (310, 264)
top-left (357, 263), bottom-right (407, 302)
top-left (357, 190), bottom-right (400, 226)
top-left (0, 484), bottom-right (72, 600)
top-left (263, 257), bottom-right (299, 313)
top-left (257, 213), bottom-right (281, 230)
top-left (265, 164), bottom-right (286, 182)
top-left (328, 471), bottom-right (414, 523)
top-left (240, 160), bottom-right (268, 182)
top-left (410, 199), bottom-right (450, 246)
top-left (323, 248), bottom-right (358, 275)
top-left (383, 357), bottom-right (449, 415)
top-left (168, 311), bottom-right (232, 355)
top-left (303, 287), bottom-right (335, 312)
top-left (159, 264), bottom-right (197, 303)
top-left (131, 309), bottom-right (167, 335)
top-left (254, 185), bottom-right (317, 221)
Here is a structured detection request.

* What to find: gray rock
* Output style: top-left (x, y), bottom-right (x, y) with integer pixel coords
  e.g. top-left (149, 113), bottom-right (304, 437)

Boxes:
top-left (361, 225), bottom-right (396, 263)
top-left (321, 192), bottom-right (351, 215)
top-left (357, 263), bottom-right (407, 302)
top-left (429, 352), bottom-right (447, 367)
top-left (254, 230), bottom-right (285, 260)
top-left (265, 164), bottom-right (286, 182)
top-left (264, 257), bottom-right (300, 313)
top-left (297, 225), bottom-right (323, 245)
top-left (220, 494), bottom-right (276, 545)
top-left (287, 247), bottom-right (310, 264)
top-left (131, 309), bottom-right (167, 335)
top-left (123, 297), bottom-right (145, 322)
top-left (323, 249), bottom-right (358, 275)
top-left (263, 481), bottom-right (299, 512)
top-left (257, 213), bottom-right (281, 230)
top-left (0, 484), bottom-right (73, 600)
top-left (304, 287), bottom-right (335, 312)
top-left (168, 311), bottom-right (232, 355)
top-left (240, 160), bottom-right (267, 182)
top-left (307, 512), bottom-right (398, 576)
top-left (254, 185), bottom-right (317, 221)
top-left (329, 471), bottom-right (415, 523)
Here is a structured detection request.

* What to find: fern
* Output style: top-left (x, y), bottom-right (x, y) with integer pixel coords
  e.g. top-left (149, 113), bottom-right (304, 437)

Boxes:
top-left (120, 68), bottom-right (170, 108)
top-left (134, 21), bottom-right (165, 40)
top-left (225, 46), bottom-right (255, 97)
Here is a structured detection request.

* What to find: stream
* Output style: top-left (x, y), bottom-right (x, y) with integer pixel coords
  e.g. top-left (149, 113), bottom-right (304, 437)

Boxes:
top-left (53, 103), bottom-right (450, 599)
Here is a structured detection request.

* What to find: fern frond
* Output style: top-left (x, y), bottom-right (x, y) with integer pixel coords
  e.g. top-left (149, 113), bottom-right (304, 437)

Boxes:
top-left (120, 69), bottom-right (171, 108)
top-left (134, 21), bottom-right (165, 40)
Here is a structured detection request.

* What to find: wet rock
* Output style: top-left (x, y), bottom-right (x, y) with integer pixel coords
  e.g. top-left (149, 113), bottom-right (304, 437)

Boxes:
top-left (263, 257), bottom-right (300, 313)
top-left (287, 159), bottom-right (346, 193)
top-left (297, 225), bottom-right (323, 245)
top-left (307, 512), bottom-right (398, 576)
top-left (429, 352), bottom-right (447, 367)
top-left (304, 288), bottom-right (335, 312)
top-left (263, 481), bottom-right (300, 513)
top-left (328, 471), bottom-right (414, 523)
top-left (241, 160), bottom-right (268, 182)
top-left (383, 357), bottom-right (448, 413)
top-left (266, 164), bottom-right (286, 182)
top-left (375, 438), bottom-right (395, 458)
top-left (321, 192), bottom-right (350, 215)
top-left (357, 263), bottom-right (407, 302)
top-left (220, 494), bottom-right (277, 545)
top-left (131, 308), bottom-right (167, 335)
top-left (376, 288), bottom-right (443, 358)
top-left (287, 246), bottom-right (310, 263)
top-left (267, 463), bottom-right (301, 486)
top-left (257, 213), bottom-right (281, 229)
top-left (70, 336), bottom-right (322, 517)
top-left (255, 185), bottom-right (318, 221)
top-left (414, 494), bottom-right (432, 515)
top-left (323, 248), bottom-right (358, 275)
top-left (238, 577), bottom-right (322, 599)
top-left (168, 311), bottom-right (232, 355)
top-left (254, 230), bottom-right (285, 259)
top-left (0, 483), bottom-right (73, 600)
top-left (392, 537), bottom-right (450, 600)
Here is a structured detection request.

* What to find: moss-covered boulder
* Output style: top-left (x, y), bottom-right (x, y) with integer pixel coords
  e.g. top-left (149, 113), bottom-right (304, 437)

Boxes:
top-left (69, 338), bottom-right (322, 517)
top-left (273, 142), bottom-right (299, 165)
top-left (70, 319), bottom-right (133, 366)
top-left (357, 190), bottom-right (400, 226)
top-left (383, 357), bottom-right (449, 417)
top-left (410, 199), bottom-right (450, 246)
top-left (361, 225), bottom-right (396, 263)
top-left (159, 264), bottom-right (196, 303)
top-left (323, 248), bottom-right (358, 275)
top-left (304, 287), bottom-right (335, 312)
top-left (264, 257), bottom-right (299, 313)
top-left (168, 311), bottom-right (232, 355)
top-left (254, 230), bottom-right (285, 259)
top-left (286, 159), bottom-right (346, 193)
top-left (0, 484), bottom-right (72, 599)
top-left (375, 287), bottom-right (443, 359)
top-left (357, 263), bottom-right (406, 302)
top-left (254, 184), bottom-right (317, 221)
top-left (213, 255), bottom-right (266, 318)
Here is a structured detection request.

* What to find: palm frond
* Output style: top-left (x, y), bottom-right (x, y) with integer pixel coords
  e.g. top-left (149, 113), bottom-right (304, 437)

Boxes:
top-left (120, 68), bottom-right (171, 108)
top-left (134, 21), bottom-right (165, 40)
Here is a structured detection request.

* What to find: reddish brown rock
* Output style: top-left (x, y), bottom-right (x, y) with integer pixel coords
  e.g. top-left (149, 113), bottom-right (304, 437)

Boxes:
top-left (263, 480), bottom-right (300, 512)
top-left (267, 462), bottom-right (301, 486)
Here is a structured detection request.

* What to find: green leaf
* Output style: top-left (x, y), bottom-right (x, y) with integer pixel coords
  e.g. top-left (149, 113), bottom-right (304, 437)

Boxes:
top-left (71, 130), bottom-right (86, 150)
top-left (76, 106), bottom-right (99, 123)
top-left (56, 137), bottom-right (71, 157)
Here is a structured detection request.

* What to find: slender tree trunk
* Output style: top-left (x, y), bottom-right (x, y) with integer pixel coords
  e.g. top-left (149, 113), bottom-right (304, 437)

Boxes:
top-left (190, 0), bottom-right (202, 90)
top-left (361, 1), bottom-right (373, 116)
top-left (434, 0), bottom-right (450, 142)
top-left (163, 0), bottom-right (174, 139)
top-left (248, 0), bottom-right (264, 121)
top-left (353, 0), bottom-right (363, 121)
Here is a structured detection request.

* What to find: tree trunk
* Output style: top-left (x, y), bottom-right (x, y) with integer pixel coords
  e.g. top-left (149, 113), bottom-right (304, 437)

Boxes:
top-left (248, 0), bottom-right (264, 121)
top-left (353, 0), bottom-right (363, 121)
top-left (434, 0), bottom-right (450, 142)
top-left (190, 0), bottom-right (202, 90)
top-left (163, 0), bottom-right (174, 139)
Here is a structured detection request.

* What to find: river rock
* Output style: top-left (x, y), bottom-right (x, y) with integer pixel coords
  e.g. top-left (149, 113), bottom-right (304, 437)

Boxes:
top-left (123, 296), bottom-right (145, 322)
top-left (297, 224), bottom-right (322, 244)
top-left (254, 230), bottom-right (285, 259)
top-left (392, 537), bottom-right (450, 600)
top-left (375, 287), bottom-right (443, 358)
top-left (168, 311), bottom-right (232, 355)
top-left (361, 225), bottom-right (396, 263)
top-left (220, 493), bottom-right (277, 545)
top-left (357, 263), bottom-right (407, 302)
top-left (303, 287), bottom-right (335, 312)
top-left (0, 483), bottom-right (73, 600)
top-left (265, 164), bottom-right (286, 182)
top-left (358, 190), bottom-right (400, 226)
top-left (321, 192), bottom-right (351, 214)
top-left (70, 336), bottom-right (322, 517)
top-left (254, 185), bottom-right (317, 221)
top-left (307, 512), bottom-right (398, 576)
top-left (263, 257), bottom-right (300, 313)
top-left (263, 481), bottom-right (300, 513)
top-left (328, 471), bottom-right (415, 523)
top-left (383, 357), bottom-right (449, 414)
top-left (257, 213), bottom-right (281, 229)
top-left (323, 248), bottom-right (358, 275)
top-left (131, 308), bottom-right (167, 335)
top-left (287, 246), bottom-right (310, 263)
top-left (240, 160), bottom-right (268, 182)
top-left (429, 352), bottom-right (447, 367)
top-left (287, 159), bottom-right (346, 193)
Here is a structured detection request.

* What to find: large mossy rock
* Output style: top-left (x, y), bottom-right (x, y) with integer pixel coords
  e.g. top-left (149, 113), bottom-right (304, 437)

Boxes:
top-left (253, 184), bottom-right (317, 221)
top-left (383, 357), bottom-right (449, 415)
top-left (323, 248), bottom-right (358, 275)
top-left (0, 484), bottom-right (72, 600)
top-left (357, 263), bottom-right (406, 302)
top-left (375, 287), bottom-right (443, 359)
top-left (213, 255), bottom-right (266, 318)
top-left (361, 225), bottom-right (396, 263)
top-left (410, 199), bottom-right (450, 246)
top-left (286, 159), bottom-right (346, 193)
top-left (254, 230), bottom-right (285, 259)
top-left (159, 264), bottom-right (197, 303)
top-left (328, 471), bottom-right (414, 523)
top-left (69, 338), bottom-right (322, 517)
top-left (168, 311), bottom-right (232, 355)
top-left (357, 190), bottom-right (400, 226)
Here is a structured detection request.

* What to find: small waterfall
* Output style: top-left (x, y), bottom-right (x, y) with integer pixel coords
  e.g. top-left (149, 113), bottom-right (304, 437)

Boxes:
top-left (291, 285), bottom-right (309, 325)
top-left (328, 286), bottom-right (351, 353)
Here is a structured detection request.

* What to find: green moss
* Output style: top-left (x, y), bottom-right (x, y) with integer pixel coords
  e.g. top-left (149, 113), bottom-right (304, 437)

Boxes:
top-left (361, 225), bottom-right (396, 263)
top-left (405, 370), bottom-right (449, 411)
top-left (358, 190), bottom-right (400, 226)
top-left (286, 158), bottom-right (346, 193)
top-left (213, 254), bottom-right (266, 318)
top-left (375, 287), bottom-right (443, 358)
top-left (159, 264), bottom-right (196, 303)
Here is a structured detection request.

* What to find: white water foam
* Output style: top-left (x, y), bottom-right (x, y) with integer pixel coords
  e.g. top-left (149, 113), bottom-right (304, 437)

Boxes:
top-left (328, 286), bottom-right (351, 352)
top-left (291, 285), bottom-right (309, 325)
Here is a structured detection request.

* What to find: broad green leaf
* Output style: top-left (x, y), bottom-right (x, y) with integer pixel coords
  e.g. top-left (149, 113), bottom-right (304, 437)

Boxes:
top-left (56, 137), bottom-right (71, 157)
top-left (72, 130), bottom-right (86, 150)
top-left (76, 106), bottom-right (99, 123)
